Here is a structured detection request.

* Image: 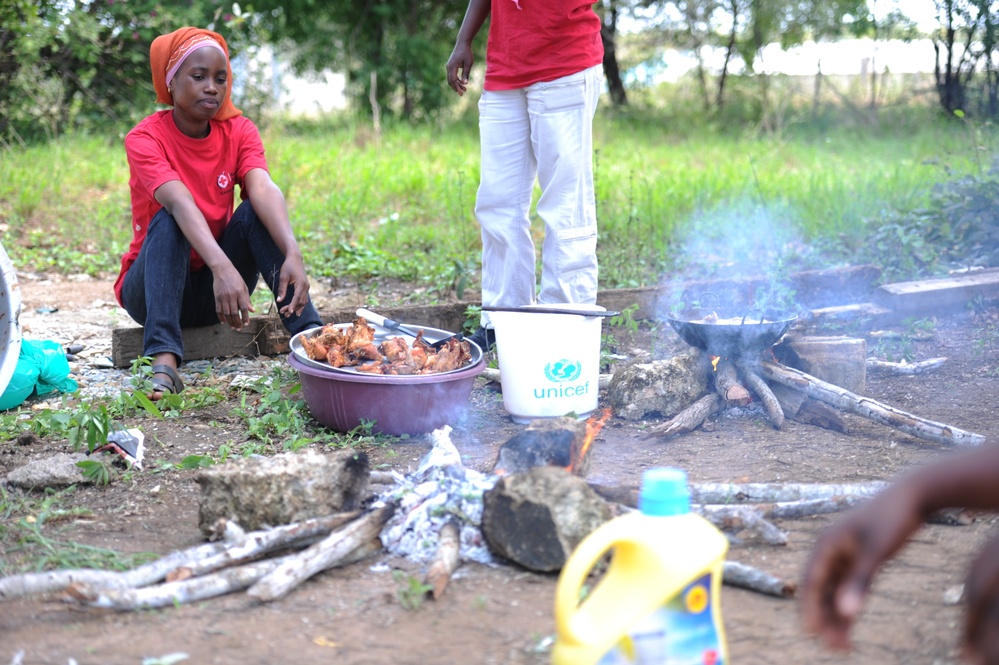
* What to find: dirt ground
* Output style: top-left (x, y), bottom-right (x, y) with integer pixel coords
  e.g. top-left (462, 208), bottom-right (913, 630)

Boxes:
top-left (2, 275), bottom-right (999, 665)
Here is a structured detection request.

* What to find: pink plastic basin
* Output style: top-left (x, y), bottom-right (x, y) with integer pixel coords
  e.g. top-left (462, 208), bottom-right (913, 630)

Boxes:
top-left (288, 351), bottom-right (485, 435)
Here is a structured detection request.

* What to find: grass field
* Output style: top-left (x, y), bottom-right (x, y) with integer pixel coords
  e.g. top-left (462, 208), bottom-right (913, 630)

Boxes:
top-left (0, 106), bottom-right (992, 303)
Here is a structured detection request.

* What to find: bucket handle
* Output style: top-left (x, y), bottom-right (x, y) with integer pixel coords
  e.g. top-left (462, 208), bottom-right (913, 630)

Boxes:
top-left (481, 306), bottom-right (620, 318)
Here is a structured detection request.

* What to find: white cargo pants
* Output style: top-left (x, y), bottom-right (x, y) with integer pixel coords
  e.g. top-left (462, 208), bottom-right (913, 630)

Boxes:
top-left (475, 64), bottom-right (602, 326)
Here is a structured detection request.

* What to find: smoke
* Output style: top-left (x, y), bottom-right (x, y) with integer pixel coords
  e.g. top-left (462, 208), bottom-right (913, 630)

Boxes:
top-left (658, 199), bottom-right (814, 316)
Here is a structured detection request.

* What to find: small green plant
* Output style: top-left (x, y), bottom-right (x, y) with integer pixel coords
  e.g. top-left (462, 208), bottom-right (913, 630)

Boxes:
top-left (462, 304), bottom-right (482, 335)
top-left (392, 570), bottom-right (433, 610)
top-left (75, 459), bottom-right (112, 486)
top-left (609, 303), bottom-right (640, 334)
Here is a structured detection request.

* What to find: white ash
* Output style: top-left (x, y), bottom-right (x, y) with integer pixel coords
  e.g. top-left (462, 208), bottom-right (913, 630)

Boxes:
top-left (379, 426), bottom-right (499, 565)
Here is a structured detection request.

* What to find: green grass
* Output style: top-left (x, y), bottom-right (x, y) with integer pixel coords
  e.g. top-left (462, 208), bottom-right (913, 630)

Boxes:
top-left (0, 109), bottom-right (991, 296)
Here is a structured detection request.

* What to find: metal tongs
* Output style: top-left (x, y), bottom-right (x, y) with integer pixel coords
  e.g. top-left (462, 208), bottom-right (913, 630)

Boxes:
top-left (355, 308), bottom-right (464, 351)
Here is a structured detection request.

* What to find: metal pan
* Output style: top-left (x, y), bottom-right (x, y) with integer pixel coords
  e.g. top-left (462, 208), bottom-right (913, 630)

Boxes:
top-left (289, 323), bottom-right (482, 376)
top-left (666, 307), bottom-right (797, 358)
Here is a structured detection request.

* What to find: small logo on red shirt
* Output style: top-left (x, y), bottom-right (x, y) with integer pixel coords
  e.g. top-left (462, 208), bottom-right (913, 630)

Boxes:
top-left (217, 172), bottom-right (232, 189)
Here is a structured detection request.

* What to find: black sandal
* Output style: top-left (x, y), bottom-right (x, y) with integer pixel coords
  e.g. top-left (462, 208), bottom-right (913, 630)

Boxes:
top-left (150, 364), bottom-right (184, 397)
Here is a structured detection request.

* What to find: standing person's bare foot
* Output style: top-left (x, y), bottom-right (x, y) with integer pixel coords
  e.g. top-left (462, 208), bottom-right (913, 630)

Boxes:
top-left (148, 353), bottom-right (184, 400)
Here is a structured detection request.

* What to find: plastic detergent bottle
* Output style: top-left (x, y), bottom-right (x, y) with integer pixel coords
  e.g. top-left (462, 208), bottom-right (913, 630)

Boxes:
top-left (552, 467), bottom-right (729, 665)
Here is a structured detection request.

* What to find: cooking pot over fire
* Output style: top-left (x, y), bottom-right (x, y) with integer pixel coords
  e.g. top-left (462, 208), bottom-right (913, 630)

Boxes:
top-left (666, 307), bottom-right (797, 358)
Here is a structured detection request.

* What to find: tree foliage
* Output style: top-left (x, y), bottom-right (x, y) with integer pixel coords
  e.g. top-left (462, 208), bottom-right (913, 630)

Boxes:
top-left (931, 0), bottom-right (999, 118)
top-left (249, 0), bottom-right (470, 121)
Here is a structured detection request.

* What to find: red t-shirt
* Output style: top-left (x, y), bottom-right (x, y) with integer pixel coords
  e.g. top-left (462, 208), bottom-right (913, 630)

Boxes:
top-left (484, 0), bottom-right (604, 90)
top-left (115, 111), bottom-right (269, 305)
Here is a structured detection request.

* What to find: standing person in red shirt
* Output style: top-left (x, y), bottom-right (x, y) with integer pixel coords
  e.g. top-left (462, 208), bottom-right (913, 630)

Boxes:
top-left (117, 27), bottom-right (323, 400)
top-left (445, 0), bottom-right (604, 351)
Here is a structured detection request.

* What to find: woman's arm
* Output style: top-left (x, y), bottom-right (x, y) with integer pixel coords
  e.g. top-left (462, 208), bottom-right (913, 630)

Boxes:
top-left (241, 168), bottom-right (312, 319)
top-left (446, 0), bottom-right (490, 96)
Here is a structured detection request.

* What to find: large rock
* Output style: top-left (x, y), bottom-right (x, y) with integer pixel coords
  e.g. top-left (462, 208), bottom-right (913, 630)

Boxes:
top-left (606, 348), bottom-right (710, 420)
top-left (196, 449), bottom-right (369, 536)
top-left (481, 466), bottom-right (612, 572)
top-left (4, 452), bottom-right (91, 490)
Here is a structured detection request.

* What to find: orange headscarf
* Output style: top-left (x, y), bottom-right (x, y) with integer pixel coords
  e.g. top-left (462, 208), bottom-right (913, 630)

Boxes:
top-left (150, 27), bottom-right (242, 122)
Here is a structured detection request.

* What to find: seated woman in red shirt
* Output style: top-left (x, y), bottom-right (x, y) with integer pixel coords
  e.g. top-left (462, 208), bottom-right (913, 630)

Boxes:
top-left (116, 27), bottom-right (322, 399)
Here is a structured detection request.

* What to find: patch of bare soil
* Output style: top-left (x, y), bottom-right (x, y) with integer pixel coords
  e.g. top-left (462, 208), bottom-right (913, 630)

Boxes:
top-left (3, 275), bottom-right (999, 665)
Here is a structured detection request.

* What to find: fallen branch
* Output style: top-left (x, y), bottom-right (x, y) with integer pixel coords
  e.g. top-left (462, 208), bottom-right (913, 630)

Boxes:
top-left (424, 519), bottom-right (461, 600)
top-left (723, 561), bottom-right (795, 598)
top-left (646, 394), bottom-right (722, 439)
top-left (866, 357), bottom-right (948, 375)
top-left (768, 382), bottom-right (846, 431)
top-left (248, 503), bottom-right (395, 602)
top-left (739, 364), bottom-right (784, 430)
top-left (760, 360), bottom-right (986, 446)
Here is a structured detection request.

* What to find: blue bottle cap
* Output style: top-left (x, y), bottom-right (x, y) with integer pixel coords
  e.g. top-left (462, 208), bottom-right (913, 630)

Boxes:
top-left (639, 468), bottom-right (691, 516)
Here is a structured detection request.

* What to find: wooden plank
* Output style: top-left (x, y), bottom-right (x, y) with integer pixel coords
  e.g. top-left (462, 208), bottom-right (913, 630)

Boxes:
top-left (873, 268), bottom-right (999, 316)
top-left (806, 302), bottom-right (895, 328)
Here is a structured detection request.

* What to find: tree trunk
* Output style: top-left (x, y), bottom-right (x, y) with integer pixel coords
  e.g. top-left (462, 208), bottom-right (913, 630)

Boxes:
top-left (600, 4), bottom-right (628, 107)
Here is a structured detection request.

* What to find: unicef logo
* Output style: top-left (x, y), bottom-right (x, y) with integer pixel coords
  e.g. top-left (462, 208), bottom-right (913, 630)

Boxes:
top-left (544, 359), bottom-right (582, 383)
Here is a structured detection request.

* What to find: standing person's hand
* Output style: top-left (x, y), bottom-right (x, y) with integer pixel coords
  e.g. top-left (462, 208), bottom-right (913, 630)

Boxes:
top-left (963, 533), bottom-right (999, 664)
top-left (213, 261), bottom-right (254, 330)
top-left (275, 252), bottom-right (312, 319)
top-left (446, 44), bottom-right (473, 96)
top-left (801, 486), bottom-right (924, 650)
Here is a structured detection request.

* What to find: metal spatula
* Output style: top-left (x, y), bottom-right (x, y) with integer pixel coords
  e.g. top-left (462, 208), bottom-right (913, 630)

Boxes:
top-left (355, 308), bottom-right (465, 350)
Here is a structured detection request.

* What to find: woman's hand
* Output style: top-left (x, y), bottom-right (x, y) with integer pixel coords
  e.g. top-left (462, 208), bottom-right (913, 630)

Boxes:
top-left (213, 261), bottom-right (254, 330)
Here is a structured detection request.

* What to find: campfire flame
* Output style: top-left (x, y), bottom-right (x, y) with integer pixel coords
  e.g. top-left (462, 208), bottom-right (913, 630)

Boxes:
top-left (573, 408), bottom-right (612, 470)
top-left (711, 355), bottom-right (720, 371)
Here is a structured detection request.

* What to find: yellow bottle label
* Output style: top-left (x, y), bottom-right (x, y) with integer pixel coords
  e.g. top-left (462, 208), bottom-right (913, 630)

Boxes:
top-left (596, 573), bottom-right (724, 665)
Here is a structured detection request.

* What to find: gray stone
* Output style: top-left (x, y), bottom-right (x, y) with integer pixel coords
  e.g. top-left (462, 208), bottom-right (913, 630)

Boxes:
top-left (607, 348), bottom-right (711, 420)
top-left (5, 452), bottom-right (91, 489)
top-left (481, 466), bottom-right (612, 572)
top-left (195, 448), bottom-right (370, 536)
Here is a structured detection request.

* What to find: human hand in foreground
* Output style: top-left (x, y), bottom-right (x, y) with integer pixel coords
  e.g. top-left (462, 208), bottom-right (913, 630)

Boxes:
top-left (801, 484), bottom-right (924, 651)
top-left (275, 252), bottom-right (311, 319)
top-left (963, 532), bottom-right (999, 664)
top-left (213, 262), bottom-right (254, 331)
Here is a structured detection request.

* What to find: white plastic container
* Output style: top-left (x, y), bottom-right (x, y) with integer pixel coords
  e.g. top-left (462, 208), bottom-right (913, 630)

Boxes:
top-left (488, 304), bottom-right (604, 424)
top-left (0, 242), bottom-right (21, 398)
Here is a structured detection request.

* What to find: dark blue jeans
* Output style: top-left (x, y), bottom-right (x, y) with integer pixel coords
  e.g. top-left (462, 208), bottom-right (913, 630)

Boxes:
top-left (120, 201), bottom-right (323, 362)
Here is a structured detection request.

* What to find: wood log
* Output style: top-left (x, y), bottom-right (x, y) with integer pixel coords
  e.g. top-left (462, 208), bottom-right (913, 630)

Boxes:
top-left (866, 357), bottom-right (948, 375)
top-left (691, 481), bottom-right (889, 505)
top-left (760, 360), bottom-right (986, 446)
top-left (66, 538), bottom-right (383, 611)
top-left (0, 540), bottom-right (229, 601)
top-left (645, 394), bottom-right (722, 439)
top-left (768, 382), bottom-right (847, 432)
top-left (755, 496), bottom-right (863, 520)
top-left (169, 510), bottom-right (363, 580)
top-left (695, 505), bottom-right (788, 546)
top-left (424, 519), bottom-right (461, 600)
top-left (723, 561), bottom-right (796, 598)
top-left (739, 365), bottom-right (784, 430)
top-left (715, 360), bottom-right (751, 406)
top-left (247, 504), bottom-right (394, 602)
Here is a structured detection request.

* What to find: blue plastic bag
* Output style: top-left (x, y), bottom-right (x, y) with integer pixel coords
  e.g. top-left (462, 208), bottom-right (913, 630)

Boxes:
top-left (0, 339), bottom-right (78, 411)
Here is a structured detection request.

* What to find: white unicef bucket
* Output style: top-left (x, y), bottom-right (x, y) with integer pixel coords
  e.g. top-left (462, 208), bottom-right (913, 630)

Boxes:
top-left (0, 242), bottom-right (21, 398)
top-left (488, 304), bottom-right (606, 424)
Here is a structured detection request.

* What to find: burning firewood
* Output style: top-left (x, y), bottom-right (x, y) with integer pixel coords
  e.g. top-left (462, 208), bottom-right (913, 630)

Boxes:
top-left (723, 561), bottom-right (796, 598)
top-left (424, 519), bottom-right (461, 600)
top-left (247, 503), bottom-right (395, 602)
top-left (645, 394), bottom-right (721, 439)
top-left (714, 359), bottom-right (751, 406)
top-left (760, 360), bottom-right (986, 446)
top-left (866, 357), bottom-right (948, 375)
top-left (737, 363), bottom-right (784, 430)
